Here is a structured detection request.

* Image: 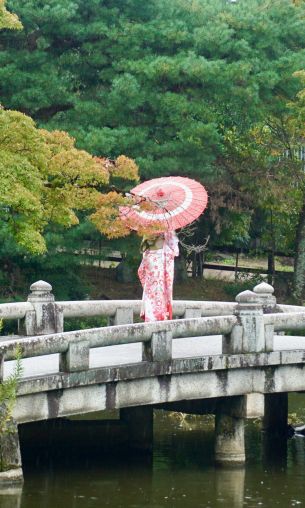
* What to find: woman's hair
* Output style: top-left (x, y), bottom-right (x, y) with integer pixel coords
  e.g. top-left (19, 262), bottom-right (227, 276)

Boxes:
top-left (140, 234), bottom-right (165, 252)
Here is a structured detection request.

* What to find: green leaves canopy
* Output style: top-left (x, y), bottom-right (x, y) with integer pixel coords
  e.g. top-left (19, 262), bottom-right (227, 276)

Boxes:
top-left (0, 108), bottom-right (139, 253)
top-left (2, 0), bottom-right (305, 271)
top-left (1, 0), bottom-right (305, 181)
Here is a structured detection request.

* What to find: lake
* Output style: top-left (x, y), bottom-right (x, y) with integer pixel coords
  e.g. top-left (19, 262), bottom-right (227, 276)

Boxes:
top-left (2, 393), bottom-right (305, 508)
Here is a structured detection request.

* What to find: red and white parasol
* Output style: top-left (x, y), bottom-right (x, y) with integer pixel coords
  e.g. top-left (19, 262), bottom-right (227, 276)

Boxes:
top-left (121, 176), bottom-right (208, 231)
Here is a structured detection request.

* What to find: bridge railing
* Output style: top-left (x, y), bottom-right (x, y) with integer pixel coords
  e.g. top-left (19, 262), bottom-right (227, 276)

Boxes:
top-left (0, 280), bottom-right (237, 334)
top-left (0, 280), bottom-right (305, 376)
top-left (0, 314), bottom-right (237, 363)
top-left (0, 279), bottom-right (302, 335)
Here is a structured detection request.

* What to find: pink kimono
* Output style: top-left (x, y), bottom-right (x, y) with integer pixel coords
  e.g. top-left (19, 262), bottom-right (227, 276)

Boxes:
top-left (138, 232), bottom-right (179, 322)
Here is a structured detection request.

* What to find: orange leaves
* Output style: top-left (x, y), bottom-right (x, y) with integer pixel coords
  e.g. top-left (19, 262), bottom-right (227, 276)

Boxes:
top-left (42, 130), bottom-right (109, 186)
top-left (93, 157), bottom-right (111, 183)
top-left (111, 155), bottom-right (140, 181)
top-left (87, 155), bottom-right (144, 239)
top-left (41, 129), bottom-right (75, 154)
top-left (0, 101), bottom-right (141, 251)
top-left (90, 191), bottom-right (133, 238)
top-left (0, 105), bottom-right (143, 247)
top-left (40, 129), bottom-right (141, 237)
top-left (94, 155), bottom-right (140, 182)
top-left (90, 190), bottom-right (167, 239)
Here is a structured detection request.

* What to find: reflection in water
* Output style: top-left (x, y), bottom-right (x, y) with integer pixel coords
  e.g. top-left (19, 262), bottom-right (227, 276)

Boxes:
top-left (289, 435), bottom-right (305, 468)
top-left (215, 468), bottom-right (245, 508)
top-left (262, 434), bottom-right (288, 469)
top-left (0, 486), bottom-right (22, 508)
top-left (21, 460), bottom-right (154, 508)
top-left (3, 396), bottom-right (305, 508)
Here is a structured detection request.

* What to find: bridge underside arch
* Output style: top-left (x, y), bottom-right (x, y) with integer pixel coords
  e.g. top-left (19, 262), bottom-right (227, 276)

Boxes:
top-left (14, 356), bottom-right (305, 423)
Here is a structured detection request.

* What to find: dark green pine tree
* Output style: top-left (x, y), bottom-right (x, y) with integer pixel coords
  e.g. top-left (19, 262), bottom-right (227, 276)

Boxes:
top-left (2, 0), bottom-right (305, 292)
top-left (1, 0), bottom-right (304, 181)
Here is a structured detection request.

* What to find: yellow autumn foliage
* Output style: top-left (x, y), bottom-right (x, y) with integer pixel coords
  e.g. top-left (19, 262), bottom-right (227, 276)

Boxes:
top-left (0, 0), bottom-right (22, 30)
top-left (0, 2), bottom-right (144, 251)
top-left (0, 108), bottom-right (140, 252)
top-left (91, 192), bottom-right (134, 238)
top-left (110, 155), bottom-right (140, 182)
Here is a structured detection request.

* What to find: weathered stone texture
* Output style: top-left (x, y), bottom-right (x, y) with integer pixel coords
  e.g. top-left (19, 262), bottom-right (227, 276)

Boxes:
top-left (0, 420), bottom-right (22, 474)
top-left (215, 396), bottom-right (246, 465)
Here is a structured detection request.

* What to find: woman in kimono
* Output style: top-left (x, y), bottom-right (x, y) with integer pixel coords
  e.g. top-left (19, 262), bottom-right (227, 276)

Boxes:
top-left (138, 231), bottom-right (179, 322)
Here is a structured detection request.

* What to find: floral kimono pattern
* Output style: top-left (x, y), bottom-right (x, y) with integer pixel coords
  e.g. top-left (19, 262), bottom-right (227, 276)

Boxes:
top-left (138, 232), bottom-right (179, 322)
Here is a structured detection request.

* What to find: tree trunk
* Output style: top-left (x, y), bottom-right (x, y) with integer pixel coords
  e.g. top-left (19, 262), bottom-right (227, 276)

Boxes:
top-left (98, 238), bottom-right (102, 268)
top-left (267, 210), bottom-right (275, 286)
top-left (192, 252), bottom-right (196, 278)
top-left (293, 201), bottom-right (305, 302)
top-left (267, 251), bottom-right (275, 286)
top-left (175, 256), bottom-right (188, 283)
top-left (235, 250), bottom-right (239, 282)
top-left (197, 252), bottom-right (204, 278)
top-left (191, 252), bottom-right (204, 278)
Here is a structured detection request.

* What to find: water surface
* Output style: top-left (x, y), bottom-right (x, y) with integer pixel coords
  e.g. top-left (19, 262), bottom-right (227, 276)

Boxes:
top-left (2, 394), bottom-right (305, 508)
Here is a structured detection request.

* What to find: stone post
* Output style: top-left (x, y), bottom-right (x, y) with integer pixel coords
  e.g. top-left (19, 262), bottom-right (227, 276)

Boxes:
top-left (253, 282), bottom-right (276, 313)
top-left (21, 281), bottom-right (63, 336)
top-left (59, 339), bottom-right (90, 373)
top-left (142, 330), bottom-right (172, 362)
top-left (233, 289), bottom-right (265, 353)
top-left (223, 289), bottom-right (265, 355)
top-left (183, 308), bottom-right (201, 319)
top-left (215, 396), bottom-right (246, 466)
top-left (253, 281), bottom-right (282, 350)
top-left (108, 307), bottom-right (133, 326)
top-left (113, 307), bottom-right (133, 326)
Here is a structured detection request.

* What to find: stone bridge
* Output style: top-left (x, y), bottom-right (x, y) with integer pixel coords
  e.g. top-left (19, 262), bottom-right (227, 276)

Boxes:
top-left (1, 280), bottom-right (305, 482)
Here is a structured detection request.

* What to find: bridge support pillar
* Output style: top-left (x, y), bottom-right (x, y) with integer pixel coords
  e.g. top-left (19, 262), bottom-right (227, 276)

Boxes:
top-left (0, 419), bottom-right (23, 484)
top-left (263, 392), bottom-right (288, 437)
top-left (0, 352), bottom-right (23, 484)
top-left (262, 393), bottom-right (288, 466)
top-left (215, 396), bottom-right (246, 466)
top-left (120, 406), bottom-right (153, 452)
